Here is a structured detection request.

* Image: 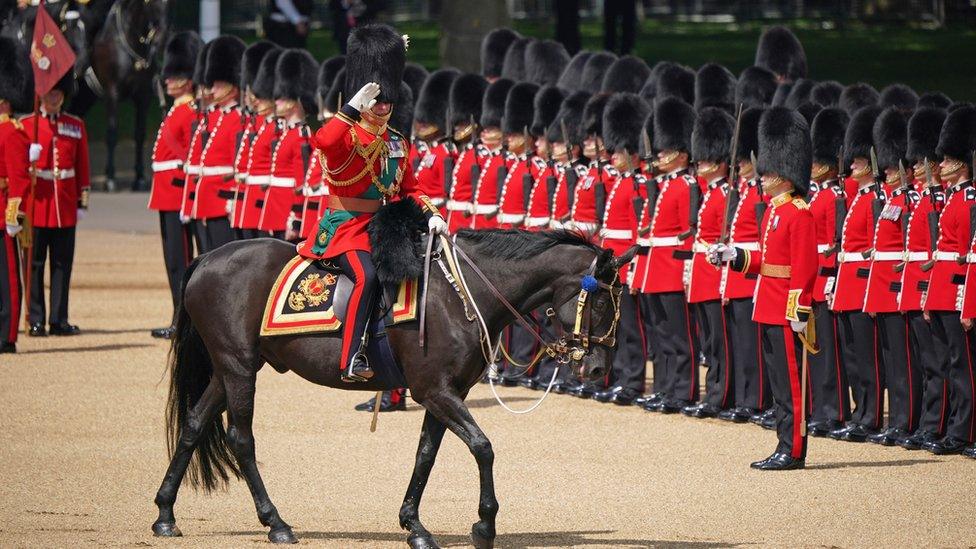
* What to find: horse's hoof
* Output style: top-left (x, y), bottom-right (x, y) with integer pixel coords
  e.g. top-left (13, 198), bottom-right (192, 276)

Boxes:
top-left (471, 523), bottom-right (494, 549)
top-left (151, 520), bottom-right (182, 537)
top-left (407, 532), bottom-right (440, 549)
top-left (268, 526), bottom-right (298, 544)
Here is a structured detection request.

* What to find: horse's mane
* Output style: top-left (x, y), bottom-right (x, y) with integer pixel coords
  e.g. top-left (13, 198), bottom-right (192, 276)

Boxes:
top-left (456, 229), bottom-right (604, 261)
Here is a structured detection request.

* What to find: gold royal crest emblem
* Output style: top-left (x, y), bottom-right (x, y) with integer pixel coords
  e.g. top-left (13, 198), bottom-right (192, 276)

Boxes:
top-left (287, 273), bottom-right (337, 312)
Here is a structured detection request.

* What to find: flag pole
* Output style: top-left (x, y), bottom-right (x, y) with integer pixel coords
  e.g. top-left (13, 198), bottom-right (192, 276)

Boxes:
top-left (21, 94), bottom-right (39, 333)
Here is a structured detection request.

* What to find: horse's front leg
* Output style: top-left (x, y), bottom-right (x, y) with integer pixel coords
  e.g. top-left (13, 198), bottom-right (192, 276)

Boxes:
top-left (104, 91), bottom-right (118, 191)
top-left (399, 410), bottom-right (447, 549)
top-left (131, 86), bottom-right (150, 191)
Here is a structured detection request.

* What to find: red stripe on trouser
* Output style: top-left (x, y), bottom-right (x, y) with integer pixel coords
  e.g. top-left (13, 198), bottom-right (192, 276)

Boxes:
top-left (964, 331), bottom-right (976, 441)
top-left (904, 316), bottom-right (916, 431)
top-left (635, 295), bottom-right (647, 392)
top-left (684, 301), bottom-right (696, 400)
top-left (833, 314), bottom-right (845, 421)
top-left (756, 325), bottom-right (766, 409)
top-left (782, 326), bottom-right (805, 459)
top-left (4, 236), bottom-right (20, 342)
top-left (340, 252), bottom-right (367, 370)
top-left (873, 321), bottom-right (882, 429)
top-left (719, 303), bottom-right (732, 408)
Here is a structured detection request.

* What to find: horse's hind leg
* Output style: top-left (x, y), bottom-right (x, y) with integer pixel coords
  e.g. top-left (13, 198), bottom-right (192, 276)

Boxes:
top-left (131, 87), bottom-right (150, 191)
top-left (399, 410), bottom-right (447, 549)
top-left (152, 378), bottom-right (225, 537)
top-left (223, 372), bottom-right (297, 544)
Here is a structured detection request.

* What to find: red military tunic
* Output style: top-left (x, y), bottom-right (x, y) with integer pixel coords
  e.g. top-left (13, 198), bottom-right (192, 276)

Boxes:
top-left (446, 143), bottom-right (488, 232)
top-left (471, 150), bottom-right (508, 229)
top-left (193, 104), bottom-right (244, 220)
top-left (961, 227), bottom-right (976, 319)
top-left (22, 112), bottom-right (90, 228)
top-left (1, 114), bottom-right (31, 223)
top-left (899, 187), bottom-right (944, 312)
top-left (807, 179), bottom-right (842, 302)
top-left (409, 138), bottom-right (428, 173)
top-left (414, 140), bottom-right (454, 215)
top-left (549, 162), bottom-right (586, 230)
top-left (149, 96), bottom-right (195, 212)
top-left (180, 107), bottom-right (206, 220)
top-left (299, 151), bottom-right (327, 239)
top-left (570, 161), bottom-right (606, 234)
top-left (230, 113), bottom-right (257, 228)
top-left (831, 186), bottom-right (877, 311)
top-left (240, 116), bottom-right (277, 230)
top-left (259, 122), bottom-right (308, 232)
top-left (688, 177), bottom-right (727, 303)
top-left (496, 153), bottom-right (533, 229)
top-left (635, 169), bottom-right (694, 294)
top-left (523, 156), bottom-right (553, 230)
top-left (864, 187), bottom-right (911, 313)
top-left (722, 177), bottom-right (765, 300)
top-left (924, 180), bottom-right (974, 312)
top-left (598, 167), bottom-right (638, 281)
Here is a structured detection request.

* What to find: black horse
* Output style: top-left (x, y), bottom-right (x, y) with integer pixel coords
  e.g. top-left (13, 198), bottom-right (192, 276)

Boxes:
top-left (0, 2), bottom-right (89, 83)
top-left (152, 229), bottom-right (633, 548)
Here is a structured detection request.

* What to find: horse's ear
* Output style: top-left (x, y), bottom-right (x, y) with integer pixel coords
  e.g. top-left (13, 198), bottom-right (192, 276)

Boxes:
top-left (610, 245), bottom-right (639, 271)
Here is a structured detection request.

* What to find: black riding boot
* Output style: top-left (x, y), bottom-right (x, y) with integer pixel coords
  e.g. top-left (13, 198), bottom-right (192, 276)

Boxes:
top-left (338, 250), bottom-right (378, 383)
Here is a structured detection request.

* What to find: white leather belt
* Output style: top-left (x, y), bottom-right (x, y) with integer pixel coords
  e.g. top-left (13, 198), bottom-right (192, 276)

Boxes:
top-left (906, 252), bottom-right (929, 262)
top-left (873, 251), bottom-right (903, 261)
top-left (184, 164), bottom-right (200, 175)
top-left (839, 252), bottom-right (868, 263)
top-left (572, 221), bottom-right (598, 232)
top-left (496, 212), bottom-right (525, 224)
top-left (693, 242), bottom-right (710, 253)
top-left (934, 251), bottom-right (960, 261)
top-left (600, 228), bottom-right (633, 240)
top-left (525, 216), bottom-right (550, 227)
top-left (152, 160), bottom-right (183, 171)
top-left (35, 169), bottom-right (75, 180)
top-left (246, 174), bottom-right (270, 185)
top-left (817, 244), bottom-right (830, 253)
top-left (650, 236), bottom-right (680, 247)
top-left (636, 237), bottom-right (651, 246)
top-left (235, 172), bottom-right (248, 182)
top-left (446, 200), bottom-right (471, 211)
top-left (735, 242), bottom-right (760, 252)
top-left (548, 220), bottom-right (566, 230)
top-left (429, 197), bottom-right (445, 207)
top-left (200, 166), bottom-right (234, 176)
top-left (269, 176), bottom-right (296, 188)
top-left (968, 252), bottom-right (976, 264)
top-left (471, 204), bottom-right (498, 215)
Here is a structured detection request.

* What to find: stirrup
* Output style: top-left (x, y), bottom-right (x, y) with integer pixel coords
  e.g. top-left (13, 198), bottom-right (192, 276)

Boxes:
top-left (341, 349), bottom-right (373, 383)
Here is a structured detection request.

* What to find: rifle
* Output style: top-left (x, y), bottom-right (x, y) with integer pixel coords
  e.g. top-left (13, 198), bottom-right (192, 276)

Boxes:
top-left (719, 103), bottom-right (744, 244)
top-left (894, 161), bottom-right (912, 273)
top-left (921, 159), bottom-right (941, 272)
top-left (864, 147), bottom-right (884, 260)
top-left (637, 128), bottom-right (658, 237)
top-left (561, 120), bottom-right (578, 218)
top-left (443, 142), bottom-right (455, 199)
top-left (594, 138), bottom-right (607, 225)
top-left (752, 151), bottom-right (768, 232)
top-left (466, 115), bottom-right (480, 217)
top-left (521, 127), bottom-right (534, 216)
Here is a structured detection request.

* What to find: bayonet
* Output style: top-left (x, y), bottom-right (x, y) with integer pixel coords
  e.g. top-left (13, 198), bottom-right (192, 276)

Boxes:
top-left (719, 103), bottom-right (744, 244)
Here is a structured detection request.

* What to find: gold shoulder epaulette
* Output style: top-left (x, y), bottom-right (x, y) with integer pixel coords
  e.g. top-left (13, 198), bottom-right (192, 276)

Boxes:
top-left (792, 197), bottom-right (810, 210)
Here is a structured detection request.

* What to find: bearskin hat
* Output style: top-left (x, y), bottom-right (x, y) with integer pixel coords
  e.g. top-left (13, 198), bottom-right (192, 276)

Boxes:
top-left (873, 107), bottom-right (909, 170)
top-left (735, 65), bottom-right (777, 108)
top-left (811, 80), bottom-right (843, 107)
top-left (840, 83), bottom-right (879, 116)
top-left (691, 106), bottom-right (735, 163)
top-left (757, 107), bottom-right (811, 194)
top-left (641, 61), bottom-right (676, 101)
top-left (771, 82), bottom-right (792, 107)
top-left (533, 85), bottom-right (566, 137)
top-left (480, 27), bottom-right (521, 80)
top-left (784, 78), bottom-right (816, 110)
top-left (811, 107), bottom-right (849, 166)
top-left (241, 41), bottom-right (277, 94)
top-left (844, 105), bottom-right (883, 165)
top-left (390, 82), bottom-right (414, 136)
top-left (502, 81), bottom-right (539, 135)
top-left (501, 37), bottom-right (533, 82)
top-left (603, 93), bottom-right (650, 154)
top-left (655, 64), bottom-right (695, 105)
top-left (797, 102), bottom-right (822, 126)
top-left (323, 67), bottom-right (346, 115)
top-left (481, 78), bottom-right (514, 129)
top-left (880, 83), bottom-right (918, 113)
top-left (345, 24), bottom-right (406, 105)
top-left (601, 55), bottom-right (651, 95)
top-left (0, 37), bottom-right (33, 112)
top-left (583, 92), bottom-right (612, 137)
top-left (735, 107), bottom-right (764, 162)
top-left (653, 97), bottom-right (696, 153)
top-left (949, 102), bottom-right (974, 112)
top-left (403, 62), bottom-right (429, 101)
top-left (580, 52), bottom-right (617, 94)
top-left (448, 73), bottom-right (487, 129)
top-left (557, 51), bottom-right (592, 92)
top-left (193, 40), bottom-right (211, 90)
top-left (936, 105), bottom-right (976, 162)
top-left (694, 63), bottom-right (736, 112)
top-left (918, 91), bottom-right (952, 110)
top-left (204, 35), bottom-right (246, 87)
top-left (526, 39), bottom-right (570, 87)
top-left (252, 47), bottom-right (284, 101)
top-left (547, 90), bottom-right (591, 145)
top-left (274, 49), bottom-right (318, 115)
top-left (162, 31), bottom-right (203, 82)
top-left (907, 107), bottom-right (948, 164)
top-left (754, 25), bottom-right (807, 82)
top-left (317, 55), bottom-right (346, 107)
top-left (414, 68), bottom-right (459, 128)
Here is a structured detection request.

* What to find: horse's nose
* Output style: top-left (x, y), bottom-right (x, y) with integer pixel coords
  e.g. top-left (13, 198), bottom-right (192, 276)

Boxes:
top-left (588, 365), bottom-right (607, 380)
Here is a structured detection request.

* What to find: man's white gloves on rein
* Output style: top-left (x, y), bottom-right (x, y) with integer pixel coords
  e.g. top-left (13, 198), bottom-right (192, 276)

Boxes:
top-left (428, 215), bottom-right (448, 235)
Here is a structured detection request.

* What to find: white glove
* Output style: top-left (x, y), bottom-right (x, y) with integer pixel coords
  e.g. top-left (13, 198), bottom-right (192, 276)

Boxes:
top-left (706, 243), bottom-right (736, 266)
top-left (6, 224), bottom-right (21, 237)
top-left (29, 143), bottom-right (42, 163)
top-left (225, 200), bottom-right (233, 214)
top-left (76, 208), bottom-right (86, 221)
top-left (349, 82), bottom-right (380, 113)
top-left (790, 320), bottom-right (807, 333)
top-left (428, 215), bottom-right (448, 235)
top-left (179, 213), bottom-right (191, 224)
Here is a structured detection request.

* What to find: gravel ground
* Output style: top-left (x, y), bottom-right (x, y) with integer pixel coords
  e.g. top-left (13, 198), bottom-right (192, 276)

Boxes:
top-left (2, 212), bottom-right (975, 548)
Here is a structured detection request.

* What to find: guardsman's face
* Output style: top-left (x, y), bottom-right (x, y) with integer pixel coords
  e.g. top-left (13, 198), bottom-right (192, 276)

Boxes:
top-left (480, 127), bottom-right (502, 148)
top-left (611, 151), bottom-right (635, 172)
top-left (505, 133), bottom-right (526, 153)
top-left (550, 141), bottom-right (568, 162)
top-left (738, 160), bottom-right (755, 179)
top-left (535, 136), bottom-right (549, 158)
top-left (275, 98), bottom-right (299, 119)
top-left (42, 90), bottom-right (64, 113)
top-left (582, 136), bottom-right (603, 160)
top-left (850, 157), bottom-right (871, 180)
top-left (165, 77), bottom-right (191, 98)
top-left (210, 81), bottom-right (238, 105)
top-left (939, 156), bottom-right (968, 182)
top-left (414, 121), bottom-right (439, 141)
top-left (761, 173), bottom-right (791, 196)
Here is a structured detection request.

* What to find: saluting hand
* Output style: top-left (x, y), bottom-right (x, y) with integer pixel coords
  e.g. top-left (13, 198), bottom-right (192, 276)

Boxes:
top-left (349, 82), bottom-right (381, 113)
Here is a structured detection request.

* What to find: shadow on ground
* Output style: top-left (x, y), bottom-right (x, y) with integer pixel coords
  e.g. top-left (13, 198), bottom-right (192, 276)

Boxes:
top-left (807, 458), bottom-right (939, 470)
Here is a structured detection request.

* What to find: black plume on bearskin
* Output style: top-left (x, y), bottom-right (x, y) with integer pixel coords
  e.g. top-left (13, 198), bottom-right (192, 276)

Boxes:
top-left (502, 81), bottom-right (539, 135)
top-left (653, 97), bottom-right (696, 153)
top-left (163, 31), bottom-right (203, 82)
top-left (547, 90), bottom-right (591, 144)
top-left (873, 107), bottom-right (909, 170)
top-left (557, 51), bottom-right (592, 92)
top-left (501, 37), bottom-right (533, 82)
top-left (252, 47), bottom-right (284, 101)
top-left (602, 55), bottom-right (651, 94)
top-left (907, 107), bottom-right (947, 163)
top-left (0, 37), bottom-right (33, 112)
top-left (844, 105), bottom-right (883, 165)
top-left (937, 105), bottom-right (976, 162)
top-left (692, 106), bottom-right (735, 163)
top-left (368, 198), bottom-right (428, 286)
top-left (797, 102), bottom-right (822, 126)
top-left (274, 49), bottom-right (318, 115)
top-left (403, 62), bottom-right (429, 101)
top-left (784, 78), bottom-right (816, 110)
top-left (757, 106), bottom-right (811, 194)
top-left (241, 41), bottom-right (277, 93)
top-left (656, 64), bottom-right (695, 105)
top-left (811, 80), bottom-right (843, 107)
top-left (735, 107), bottom-right (764, 162)
top-left (345, 24), bottom-right (405, 105)
top-left (603, 92), bottom-right (650, 154)
top-left (318, 55), bottom-right (346, 99)
top-left (580, 52), bottom-right (617, 94)
top-left (204, 35), bottom-right (246, 87)
top-left (735, 65), bottom-right (777, 108)
top-left (881, 83), bottom-right (918, 112)
top-left (755, 25), bottom-right (807, 82)
top-left (389, 82), bottom-right (414, 136)
top-left (811, 107), bottom-right (849, 166)
top-left (481, 27), bottom-right (521, 80)
top-left (448, 73), bottom-right (487, 129)
top-left (414, 68), bottom-right (459, 127)
top-left (193, 40), bottom-right (211, 90)
top-left (526, 39), bottom-right (570, 87)
top-left (533, 85), bottom-right (566, 137)
top-left (695, 63), bottom-right (736, 112)
top-left (323, 67), bottom-right (346, 115)
top-left (583, 92), bottom-right (612, 137)
top-left (481, 78), bottom-right (515, 129)
top-left (918, 91), bottom-right (951, 110)
top-left (840, 83), bottom-right (879, 116)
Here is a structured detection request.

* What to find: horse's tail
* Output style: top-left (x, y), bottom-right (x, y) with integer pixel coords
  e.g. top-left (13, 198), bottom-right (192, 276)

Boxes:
top-left (165, 258), bottom-right (241, 492)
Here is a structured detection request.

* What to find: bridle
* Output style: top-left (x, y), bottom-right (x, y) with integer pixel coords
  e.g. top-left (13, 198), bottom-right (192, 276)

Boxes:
top-left (112, 0), bottom-right (164, 72)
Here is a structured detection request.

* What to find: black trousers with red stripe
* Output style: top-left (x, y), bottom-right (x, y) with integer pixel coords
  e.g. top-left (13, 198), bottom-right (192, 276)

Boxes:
top-left (194, 216), bottom-right (234, 254)
top-left (876, 312), bottom-right (921, 432)
top-left (696, 299), bottom-right (733, 408)
top-left (836, 310), bottom-right (884, 429)
top-left (158, 212), bottom-right (195, 324)
top-left (337, 250), bottom-right (377, 370)
top-left (929, 311), bottom-right (976, 443)
top-left (29, 227), bottom-right (75, 326)
top-left (645, 291), bottom-right (698, 403)
top-left (607, 289), bottom-right (646, 391)
top-left (0, 232), bottom-right (21, 343)
top-left (726, 297), bottom-right (770, 411)
top-left (760, 323), bottom-right (808, 459)
top-left (808, 301), bottom-right (851, 423)
top-left (908, 311), bottom-right (948, 435)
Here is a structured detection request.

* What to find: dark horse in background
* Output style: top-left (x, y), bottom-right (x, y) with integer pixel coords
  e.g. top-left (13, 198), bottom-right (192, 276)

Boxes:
top-left (151, 225), bottom-right (634, 548)
top-left (0, 1), bottom-right (90, 82)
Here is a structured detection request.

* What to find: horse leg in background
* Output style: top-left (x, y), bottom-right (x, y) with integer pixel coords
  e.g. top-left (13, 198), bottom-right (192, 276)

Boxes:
top-left (398, 411), bottom-right (448, 549)
top-left (222, 372), bottom-right (298, 544)
top-left (131, 85), bottom-right (150, 191)
top-left (104, 90), bottom-right (118, 191)
top-left (152, 379), bottom-right (226, 537)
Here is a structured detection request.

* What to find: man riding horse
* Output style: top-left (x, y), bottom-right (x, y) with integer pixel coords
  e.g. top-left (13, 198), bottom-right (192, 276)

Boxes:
top-left (296, 24), bottom-right (447, 382)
